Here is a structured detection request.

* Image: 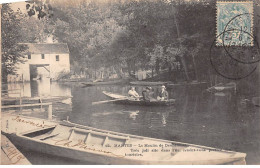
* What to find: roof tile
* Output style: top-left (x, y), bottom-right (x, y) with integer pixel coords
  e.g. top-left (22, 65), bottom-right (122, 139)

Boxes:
top-left (21, 43), bottom-right (70, 54)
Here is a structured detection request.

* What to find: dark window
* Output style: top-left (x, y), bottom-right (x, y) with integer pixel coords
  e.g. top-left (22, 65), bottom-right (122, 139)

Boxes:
top-left (28, 54), bottom-right (31, 59)
top-left (41, 54), bottom-right (45, 59)
top-left (56, 55), bottom-right (59, 61)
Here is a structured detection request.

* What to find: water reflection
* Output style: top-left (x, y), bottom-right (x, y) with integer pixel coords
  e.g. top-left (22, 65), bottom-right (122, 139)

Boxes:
top-left (4, 80), bottom-right (71, 98)
top-left (126, 110), bottom-right (139, 120)
top-left (2, 82), bottom-right (260, 164)
top-left (92, 110), bottom-right (139, 120)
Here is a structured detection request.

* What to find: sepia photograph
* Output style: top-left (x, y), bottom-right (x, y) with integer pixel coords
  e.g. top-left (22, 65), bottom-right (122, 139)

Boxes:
top-left (0, 0), bottom-right (260, 165)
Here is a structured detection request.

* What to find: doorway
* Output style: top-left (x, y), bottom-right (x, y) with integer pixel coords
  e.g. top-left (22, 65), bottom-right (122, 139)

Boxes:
top-left (29, 64), bottom-right (50, 80)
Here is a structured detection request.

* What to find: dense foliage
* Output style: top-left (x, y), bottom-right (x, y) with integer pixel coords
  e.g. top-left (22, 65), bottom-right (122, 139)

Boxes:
top-left (2, 0), bottom-right (259, 86)
top-left (1, 4), bottom-right (28, 81)
top-left (45, 0), bottom-right (216, 81)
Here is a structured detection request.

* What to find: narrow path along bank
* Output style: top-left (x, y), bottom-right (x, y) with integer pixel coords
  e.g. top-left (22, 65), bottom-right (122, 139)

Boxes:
top-left (1, 134), bottom-right (31, 165)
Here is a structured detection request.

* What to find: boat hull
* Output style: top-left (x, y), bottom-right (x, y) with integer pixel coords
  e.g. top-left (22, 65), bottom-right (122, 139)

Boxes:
top-left (82, 79), bottom-right (129, 87)
top-left (114, 99), bottom-right (175, 106)
top-left (3, 133), bottom-right (246, 165)
top-left (207, 82), bottom-right (236, 93)
top-left (1, 114), bottom-right (246, 165)
top-left (130, 81), bottom-right (167, 86)
top-left (103, 91), bottom-right (175, 106)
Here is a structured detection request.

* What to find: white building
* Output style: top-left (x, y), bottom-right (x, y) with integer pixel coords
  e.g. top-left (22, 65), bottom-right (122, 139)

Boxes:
top-left (8, 43), bottom-right (70, 82)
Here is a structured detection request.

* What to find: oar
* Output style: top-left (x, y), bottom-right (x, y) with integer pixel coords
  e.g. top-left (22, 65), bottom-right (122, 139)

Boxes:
top-left (92, 98), bottom-right (129, 105)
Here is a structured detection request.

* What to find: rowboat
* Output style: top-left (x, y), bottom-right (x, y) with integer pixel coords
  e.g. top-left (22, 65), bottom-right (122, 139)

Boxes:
top-left (130, 81), bottom-right (167, 86)
top-left (103, 91), bottom-right (175, 106)
top-left (2, 114), bottom-right (246, 165)
top-left (167, 81), bottom-right (207, 87)
top-left (207, 82), bottom-right (236, 93)
top-left (81, 79), bottom-right (129, 87)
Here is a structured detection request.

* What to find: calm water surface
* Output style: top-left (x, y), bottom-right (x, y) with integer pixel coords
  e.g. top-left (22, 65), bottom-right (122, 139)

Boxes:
top-left (3, 81), bottom-right (260, 164)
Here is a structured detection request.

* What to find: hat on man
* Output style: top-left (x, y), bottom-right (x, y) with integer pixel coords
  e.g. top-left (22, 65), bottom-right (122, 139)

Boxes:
top-left (162, 85), bottom-right (166, 89)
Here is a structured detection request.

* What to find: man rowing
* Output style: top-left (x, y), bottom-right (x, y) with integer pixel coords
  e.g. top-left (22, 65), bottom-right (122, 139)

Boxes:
top-left (142, 86), bottom-right (156, 102)
top-left (128, 86), bottom-right (140, 100)
top-left (157, 85), bottom-right (169, 101)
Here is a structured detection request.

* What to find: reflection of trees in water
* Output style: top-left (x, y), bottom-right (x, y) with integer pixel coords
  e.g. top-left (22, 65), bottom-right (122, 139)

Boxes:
top-left (126, 92), bottom-right (204, 136)
top-left (203, 94), bottom-right (260, 151)
top-left (141, 110), bottom-right (172, 129)
top-left (115, 110), bottom-right (140, 120)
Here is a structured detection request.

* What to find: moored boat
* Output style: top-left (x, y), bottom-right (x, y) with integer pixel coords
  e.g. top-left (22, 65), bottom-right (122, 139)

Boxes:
top-left (103, 91), bottom-right (175, 106)
top-left (81, 79), bottom-right (129, 87)
top-left (207, 82), bottom-right (236, 93)
top-left (167, 81), bottom-right (208, 87)
top-left (2, 114), bottom-right (246, 165)
top-left (130, 81), bottom-right (167, 86)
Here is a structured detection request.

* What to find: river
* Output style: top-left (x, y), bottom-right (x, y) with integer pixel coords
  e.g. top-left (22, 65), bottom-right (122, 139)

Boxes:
top-left (2, 80), bottom-right (260, 164)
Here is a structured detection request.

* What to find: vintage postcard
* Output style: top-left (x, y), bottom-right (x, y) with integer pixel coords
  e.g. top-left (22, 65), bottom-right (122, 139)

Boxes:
top-left (1, 0), bottom-right (260, 165)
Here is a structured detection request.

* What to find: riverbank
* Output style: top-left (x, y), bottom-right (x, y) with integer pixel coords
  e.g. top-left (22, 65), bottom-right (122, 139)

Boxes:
top-left (1, 134), bottom-right (31, 165)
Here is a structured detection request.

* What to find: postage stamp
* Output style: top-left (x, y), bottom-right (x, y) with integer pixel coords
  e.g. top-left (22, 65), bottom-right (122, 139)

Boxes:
top-left (216, 1), bottom-right (254, 46)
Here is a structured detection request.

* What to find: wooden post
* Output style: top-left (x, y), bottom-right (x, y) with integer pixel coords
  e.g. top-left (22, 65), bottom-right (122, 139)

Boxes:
top-left (48, 104), bottom-right (52, 120)
top-left (19, 90), bottom-right (22, 112)
top-left (39, 97), bottom-right (42, 112)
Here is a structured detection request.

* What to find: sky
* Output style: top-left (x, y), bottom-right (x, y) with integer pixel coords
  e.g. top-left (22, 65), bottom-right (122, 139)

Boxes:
top-left (9, 1), bottom-right (27, 12)
top-left (1, 0), bottom-right (26, 4)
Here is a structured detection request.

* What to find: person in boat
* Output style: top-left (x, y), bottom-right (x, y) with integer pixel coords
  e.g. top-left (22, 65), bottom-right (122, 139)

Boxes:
top-left (142, 87), bottom-right (156, 102)
top-left (157, 85), bottom-right (169, 101)
top-left (128, 86), bottom-right (140, 100)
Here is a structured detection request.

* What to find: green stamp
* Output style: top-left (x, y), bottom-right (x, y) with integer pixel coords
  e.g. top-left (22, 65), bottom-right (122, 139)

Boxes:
top-left (216, 1), bottom-right (253, 46)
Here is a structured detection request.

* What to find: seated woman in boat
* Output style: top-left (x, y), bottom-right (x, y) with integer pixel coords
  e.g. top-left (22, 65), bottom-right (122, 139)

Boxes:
top-left (157, 85), bottom-right (169, 101)
top-left (128, 87), bottom-right (140, 100)
top-left (142, 87), bottom-right (156, 102)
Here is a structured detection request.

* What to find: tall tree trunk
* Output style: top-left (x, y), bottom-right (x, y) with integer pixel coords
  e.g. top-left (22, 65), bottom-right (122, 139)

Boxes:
top-left (94, 69), bottom-right (96, 79)
top-left (126, 60), bottom-right (132, 77)
top-left (155, 59), bottom-right (160, 75)
top-left (180, 56), bottom-right (189, 81)
top-left (173, 5), bottom-right (190, 81)
top-left (1, 68), bottom-right (7, 84)
top-left (114, 65), bottom-right (123, 79)
top-left (192, 54), bottom-right (198, 81)
top-left (173, 7), bottom-right (180, 39)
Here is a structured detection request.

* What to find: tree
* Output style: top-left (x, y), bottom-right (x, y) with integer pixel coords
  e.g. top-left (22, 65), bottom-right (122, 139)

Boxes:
top-left (190, 44), bottom-right (202, 81)
top-left (47, 1), bottom-right (125, 77)
top-left (26, 0), bottom-right (54, 19)
top-left (1, 4), bottom-right (28, 82)
top-left (19, 14), bottom-right (50, 43)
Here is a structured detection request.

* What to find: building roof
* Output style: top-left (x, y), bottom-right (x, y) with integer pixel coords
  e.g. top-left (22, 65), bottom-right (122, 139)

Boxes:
top-left (21, 43), bottom-right (70, 54)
